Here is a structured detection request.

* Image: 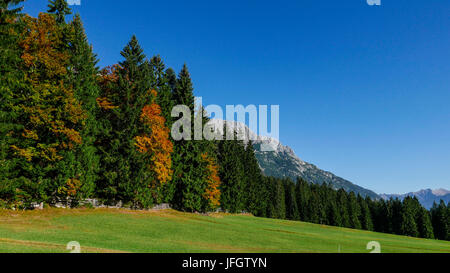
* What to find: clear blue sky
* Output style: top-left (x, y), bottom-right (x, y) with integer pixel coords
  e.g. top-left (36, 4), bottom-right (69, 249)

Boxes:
top-left (23, 0), bottom-right (450, 194)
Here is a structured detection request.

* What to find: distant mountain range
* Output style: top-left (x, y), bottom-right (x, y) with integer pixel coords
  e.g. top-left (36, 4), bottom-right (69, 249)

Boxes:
top-left (380, 189), bottom-right (450, 209)
top-left (209, 119), bottom-right (379, 199)
top-left (208, 120), bottom-right (449, 206)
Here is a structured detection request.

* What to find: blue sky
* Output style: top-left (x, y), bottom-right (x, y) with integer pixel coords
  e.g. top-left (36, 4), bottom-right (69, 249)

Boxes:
top-left (23, 0), bottom-right (450, 194)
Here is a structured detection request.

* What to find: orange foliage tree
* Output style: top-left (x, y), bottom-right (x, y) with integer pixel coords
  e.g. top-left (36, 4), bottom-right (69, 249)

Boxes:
top-left (11, 13), bottom-right (88, 204)
top-left (201, 153), bottom-right (221, 210)
top-left (135, 90), bottom-right (174, 192)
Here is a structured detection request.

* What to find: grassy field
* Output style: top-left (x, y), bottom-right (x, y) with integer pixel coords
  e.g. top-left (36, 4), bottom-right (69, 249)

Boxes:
top-left (0, 208), bottom-right (449, 253)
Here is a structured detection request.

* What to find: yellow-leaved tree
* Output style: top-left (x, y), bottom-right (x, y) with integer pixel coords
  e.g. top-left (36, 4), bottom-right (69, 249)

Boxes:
top-left (135, 90), bottom-right (174, 202)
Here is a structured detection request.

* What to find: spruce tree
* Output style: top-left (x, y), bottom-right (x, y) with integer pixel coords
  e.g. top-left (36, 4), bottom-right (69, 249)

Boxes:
top-left (347, 192), bottom-right (362, 229)
top-left (358, 195), bottom-right (373, 231)
top-left (150, 55), bottom-right (173, 128)
top-left (165, 67), bottom-right (177, 93)
top-left (171, 64), bottom-right (207, 212)
top-left (65, 14), bottom-right (100, 202)
top-left (431, 200), bottom-right (449, 240)
top-left (400, 197), bottom-right (419, 237)
top-left (217, 126), bottom-right (246, 213)
top-left (284, 179), bottom-right (299, 220)
top-left (96, 36), bottom-right (155, 208)
top-left (271, 178), bottom-right (286, 219)
top-left (295, 177), bottom-right (310, 222)
top-left (243, 140), bottom-right (265, 216)
top-left (337, 189), bottom-right (351, 228)
top-left (307, 189), bottom-right (320, 224)
top-left (0, 0), bottom-right (26, 207)
top-left (47, 0), bottom-right (71, 24)
top-left (326, 189), bottom-right (342, 227)
top-left (417, 207), bottom-right (434, 239)
top-left (389, 198), bottom-right (403, 235)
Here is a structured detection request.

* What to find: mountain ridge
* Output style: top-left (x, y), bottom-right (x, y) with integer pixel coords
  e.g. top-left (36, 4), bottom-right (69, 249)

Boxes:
top-left (208, 119), bottom-right (380, 199)
top-left (380, 189), bottom-right (450, 209)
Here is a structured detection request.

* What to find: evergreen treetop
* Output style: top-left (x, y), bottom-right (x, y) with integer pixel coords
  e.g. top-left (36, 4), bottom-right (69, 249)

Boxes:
top-left (47, 0), bottom-right (72, 24)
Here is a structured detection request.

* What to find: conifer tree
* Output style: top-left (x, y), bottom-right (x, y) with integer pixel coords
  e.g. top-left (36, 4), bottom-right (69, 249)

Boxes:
top-left (388, 198), bottom-right (403, 235)
top-left (243, 140), bottom-right (265, 216)
top-left (96, 36), bottom-right (155, 208)
top-left (400, 197), bottom-right (419, 237)
top-left (149, 55), bottom-right (173, 128)
top-left (47, 0), bottom-right (71, 24)
top-left (417, 207), bottom-right (434, 239)
top-left (347, 192), bottom-right (362, 229)
top-left (271, 178), bottom-right (286, 219)
top-left (217, 126), bottom-right (246, 213)
top-left (358, 195), bottom-right (373, 231)
top-left (65, 14), bottom-right (101, 202)
top-left (326, 189), bottom-right (342, 227)
top-left (284, 179), bottom-right (299, 220)
top-left (165, 67), bottom-right (177, 93)
top-left (170, 64), bottom-right (207, 212)
top-left (431, 200), bottom-right (449, 240)
top-left (307, 189), bottom-right (321, 224)
top-left (0, 0), bottom-right (26, 207)
top-left (295, 177), bottom-right (310, 222)
top-left (337, 189), bottom-right (351, 228)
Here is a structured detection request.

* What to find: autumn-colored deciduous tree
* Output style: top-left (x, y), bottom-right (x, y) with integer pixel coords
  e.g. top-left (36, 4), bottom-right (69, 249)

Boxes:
top-left (201, 153), bottom-right (221, 210)
top-left (11, 13), bottom-right (88, 206)
top-left (135, 90), bottom-right (174, 194)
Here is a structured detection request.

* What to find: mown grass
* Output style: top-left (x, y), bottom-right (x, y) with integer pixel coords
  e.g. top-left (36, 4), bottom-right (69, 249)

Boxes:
top-left (0, 208), bottom-right (449, 253)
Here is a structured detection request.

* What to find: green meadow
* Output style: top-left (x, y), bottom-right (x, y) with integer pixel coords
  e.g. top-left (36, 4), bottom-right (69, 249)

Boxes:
top-left (0, 208), bottom-right (448, 253)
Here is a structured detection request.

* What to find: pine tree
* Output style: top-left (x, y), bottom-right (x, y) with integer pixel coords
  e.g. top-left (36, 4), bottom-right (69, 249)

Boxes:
top-left (374, 198), bottom-right (390, 233)
top-left (149, 55), bottom-right (173, 128)
top-left (295, 177), bottom-right (310, 222)
top-left (307, 189), bottom-right (320, 224)
top-left (417, 207), bottom-right (434, 239)
top-left (217, 126), bottom-right (246, 213)
top-left (431, 200), bottom-right (449, 240)
top-left (170, 64), bottom-right (207, 212)
top-left (243, 140), bottom-right (265, 216)
top-left (271, 178), bottom-right (286, 219)
top-left (389, 198), bottom-right (403, 235)
top-left (447, 202), bottom-right (450, 241)
top-left (337, 189), bottom-right (351, 228)
top-left (165, 67), bottom-right (177, 93)
top-left (47, 0), bottom-right (71, 24)
top-left (96, 36), bottom-right (155, 208)
top-left (326, 189), bottom-right (342, 227)
top-left (0, 0), bottom-right (26, 207)
top-left (317, 183), bottom-right (329, 224)
top-left (400, 197), bottom-right (419, 237)
top-left (65, 14), bottom-right (101, 202)
top-left (358, 195), bottom-right (373, 231)
top-left (347, 192), bottom-right (362, 229)
top-left (284, 179), bottom-right (299, 220)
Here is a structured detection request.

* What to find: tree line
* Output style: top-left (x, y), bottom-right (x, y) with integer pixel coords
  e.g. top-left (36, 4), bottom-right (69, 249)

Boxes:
top-left (252, 177), bottom-right (449, 241)
top-left (0, 1), bottom-right (448, 241)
